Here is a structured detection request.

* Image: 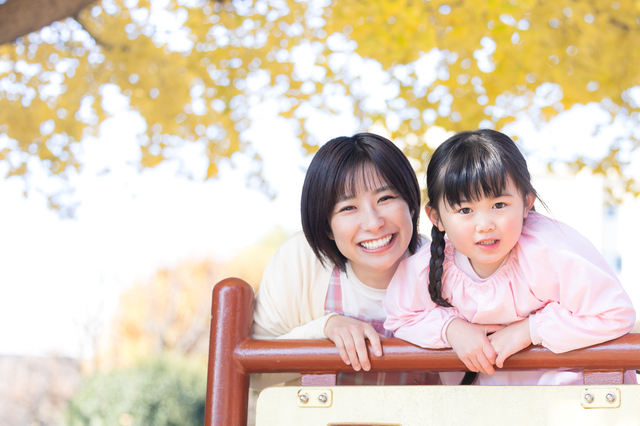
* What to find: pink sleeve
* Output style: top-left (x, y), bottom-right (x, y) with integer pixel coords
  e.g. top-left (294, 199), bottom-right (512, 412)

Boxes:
top-left (519, 215), bottom-right (636, 353)
top-left (383, 246), bottom-right (462, 348)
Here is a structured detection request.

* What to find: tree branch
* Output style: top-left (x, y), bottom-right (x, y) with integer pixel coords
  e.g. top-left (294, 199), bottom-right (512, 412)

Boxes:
top-left (0, 0), bottom-right (98, 45)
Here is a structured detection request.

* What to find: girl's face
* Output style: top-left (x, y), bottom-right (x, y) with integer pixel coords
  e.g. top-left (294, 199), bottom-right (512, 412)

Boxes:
top-left (329, 170), bottom-right (413, 288)
top-left (427, 178), bottom-right (535, 279)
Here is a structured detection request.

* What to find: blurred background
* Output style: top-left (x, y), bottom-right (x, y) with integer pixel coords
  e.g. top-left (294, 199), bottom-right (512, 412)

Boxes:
top-left (1, 0), bottom-right (640, 424)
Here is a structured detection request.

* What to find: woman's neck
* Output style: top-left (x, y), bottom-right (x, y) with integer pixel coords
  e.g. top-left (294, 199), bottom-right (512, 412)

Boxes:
top-left (349, 251), bottom-right (409, 290)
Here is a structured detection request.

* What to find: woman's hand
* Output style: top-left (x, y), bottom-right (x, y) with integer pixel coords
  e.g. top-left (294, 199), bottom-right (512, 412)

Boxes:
top-left (324, 315), bottom-right (383, 371)
top-left (488, 318), bottom-right (532, 368)
top-left (446, 318), bottom-right (504, 375)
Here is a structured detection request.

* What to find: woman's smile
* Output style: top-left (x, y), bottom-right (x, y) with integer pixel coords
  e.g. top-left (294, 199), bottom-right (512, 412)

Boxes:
top-left (359, 233), bottom-right (395, 251)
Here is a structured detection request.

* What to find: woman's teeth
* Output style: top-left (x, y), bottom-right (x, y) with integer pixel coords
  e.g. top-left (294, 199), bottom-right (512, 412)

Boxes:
top-left (360, 235), bottom-right (393, 250)
top-left (477, 240), bottom-right (498, 245)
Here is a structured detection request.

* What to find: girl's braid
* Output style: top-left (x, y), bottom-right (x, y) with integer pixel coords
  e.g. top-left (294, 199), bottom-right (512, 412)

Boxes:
top-left (429, 224), bottom-right (478, 385)
top-left (428, 224), bottom-right (452, 308)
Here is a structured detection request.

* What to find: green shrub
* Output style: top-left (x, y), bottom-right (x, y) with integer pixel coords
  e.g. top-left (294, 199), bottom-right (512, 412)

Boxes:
top-left (65, 355), bottom-right (206, 426)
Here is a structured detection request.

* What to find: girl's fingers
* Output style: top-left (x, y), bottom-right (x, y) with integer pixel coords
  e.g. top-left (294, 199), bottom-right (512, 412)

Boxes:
top-left (483, 342), bottom-right (497, 365)
top-left (495, 352), bottom-right (506, 369)
top-left (483, 324), bottom-right (505, 335)
top-left (470, 357), bottom-right (486, 374)
top-left (477, 354), bottom-right (495, 375)
top-left (460, 356), bottom-right (478, 373)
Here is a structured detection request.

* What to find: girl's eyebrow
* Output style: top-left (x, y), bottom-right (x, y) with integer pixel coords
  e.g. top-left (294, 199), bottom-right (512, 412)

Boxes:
top-left (495, 191), bottom-right (514, 198)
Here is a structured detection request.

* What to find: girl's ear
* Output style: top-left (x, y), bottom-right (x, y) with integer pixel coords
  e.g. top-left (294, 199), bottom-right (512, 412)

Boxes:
top-left (327, 229), bottom-right (335, 241)
top-left (425, 205), bottom-right (444, 232)
top-left (523, 194), bottom-right (536, 218)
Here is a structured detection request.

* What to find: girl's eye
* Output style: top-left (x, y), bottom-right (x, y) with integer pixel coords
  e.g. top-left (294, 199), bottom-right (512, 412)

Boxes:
top-left (379, 195), bottom-right (395, 203)
top-left (459, 207), bottom-right (472, 214)
top-left (338, 205), bottom-right (355, 213)
top-left (494, 202), bottom-right (507, 209)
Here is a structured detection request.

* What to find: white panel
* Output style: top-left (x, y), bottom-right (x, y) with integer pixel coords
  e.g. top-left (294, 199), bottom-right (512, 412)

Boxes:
top-left (256, 385), bottom-right (640, 426)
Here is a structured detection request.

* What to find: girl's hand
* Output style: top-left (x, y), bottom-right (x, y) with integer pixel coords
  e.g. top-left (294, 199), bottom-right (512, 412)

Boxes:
top-left (324, 315), bottom-right (383, 372)
top-left (487, 318), bottom-right (532, 368)
top-left (446, 318), bottom-right (504, 375)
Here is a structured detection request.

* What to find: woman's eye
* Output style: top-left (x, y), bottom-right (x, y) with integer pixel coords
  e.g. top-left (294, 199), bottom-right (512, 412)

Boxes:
top-left (338, 205), bottom-right (355, 213)
top-left (459, 207), bottom-right (472, 214)
top-left (494, 202), bottom-right (507, 209)
top-left (379, 195), bottom-right (395, 203)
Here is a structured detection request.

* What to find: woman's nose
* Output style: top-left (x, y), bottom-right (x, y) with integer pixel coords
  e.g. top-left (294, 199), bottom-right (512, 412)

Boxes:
top-left (362, 207), bottom-right (384, 231)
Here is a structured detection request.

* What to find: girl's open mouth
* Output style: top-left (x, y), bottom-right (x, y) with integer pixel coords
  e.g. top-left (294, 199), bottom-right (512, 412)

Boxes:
top-left (476, 239), bottom-right (499, 250)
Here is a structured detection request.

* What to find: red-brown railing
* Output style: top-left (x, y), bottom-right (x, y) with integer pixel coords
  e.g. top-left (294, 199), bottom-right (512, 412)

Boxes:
top-left (205, 278), bottom-right (640, 426)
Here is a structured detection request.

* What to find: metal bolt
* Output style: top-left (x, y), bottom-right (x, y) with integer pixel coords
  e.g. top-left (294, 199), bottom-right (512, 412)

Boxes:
top-left (318, 393), bottom-right (328, 403)
top-left (606, 393), bottom-right (617, 403)
top-left (299, 393), bottom-right (309, 404)
top-left (584, 393), bottom-right (595, 404)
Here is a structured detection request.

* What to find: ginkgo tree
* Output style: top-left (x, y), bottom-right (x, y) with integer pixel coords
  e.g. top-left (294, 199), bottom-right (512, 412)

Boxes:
top-left (1, 0), bottom-right (639, 212)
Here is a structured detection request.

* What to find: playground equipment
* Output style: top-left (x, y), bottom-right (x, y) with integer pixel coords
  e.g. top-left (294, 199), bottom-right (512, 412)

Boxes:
top-left (205, 278), bottom-right (640, 425)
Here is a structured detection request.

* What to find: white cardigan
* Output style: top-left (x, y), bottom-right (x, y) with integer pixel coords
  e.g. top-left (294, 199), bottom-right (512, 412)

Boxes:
top-left (253, 231), bottom-right (336, 340)
top-left (251, 231), bottom-right (337, 390)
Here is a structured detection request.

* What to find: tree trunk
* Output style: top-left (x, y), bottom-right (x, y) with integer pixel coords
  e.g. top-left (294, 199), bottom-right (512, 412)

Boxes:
top-left (0, 0), bottom-right (97, 46)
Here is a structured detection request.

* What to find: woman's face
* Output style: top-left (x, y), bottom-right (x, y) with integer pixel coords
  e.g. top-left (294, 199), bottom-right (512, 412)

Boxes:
top-left (329, 169), bottom-right (413, 287)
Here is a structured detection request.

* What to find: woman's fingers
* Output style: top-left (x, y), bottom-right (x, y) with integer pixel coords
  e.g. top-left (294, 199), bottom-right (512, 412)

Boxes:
top-left (364, 327), bottom-right (384, 357)
top-left (331, 334), bottom-right (351, 366)
top-left (340, 332), bottom-right (362, 371)
top-left (352, 330), bottom-right (371, 371)
top-left (324, 315), bottom-right (384, 372)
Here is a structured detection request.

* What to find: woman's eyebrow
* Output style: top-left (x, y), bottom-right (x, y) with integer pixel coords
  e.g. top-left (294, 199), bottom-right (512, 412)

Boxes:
top-left (373, 185), bottom-right (391, 194)
top-left (335, 193), bottom-right (355, 203)
top-left (335, 185), bottom-right (391, 203)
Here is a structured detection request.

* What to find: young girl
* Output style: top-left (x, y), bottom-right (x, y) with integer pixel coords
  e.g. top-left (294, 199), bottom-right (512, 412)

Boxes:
top-left (383, 129), bottom-right (636, 385)
top-left (253, 133), bottom-right (438, 389)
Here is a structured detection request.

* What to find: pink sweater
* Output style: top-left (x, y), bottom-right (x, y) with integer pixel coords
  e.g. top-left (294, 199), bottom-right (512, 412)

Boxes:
top-left (383, 212), bottom-right (636, 385)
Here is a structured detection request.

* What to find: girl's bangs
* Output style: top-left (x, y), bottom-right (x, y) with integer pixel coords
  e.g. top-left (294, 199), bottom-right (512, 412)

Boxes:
top-left (441, 152), bottom-right (507, 208)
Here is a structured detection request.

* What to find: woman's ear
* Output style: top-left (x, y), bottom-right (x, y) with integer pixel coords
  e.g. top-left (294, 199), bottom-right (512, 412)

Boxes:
top-left (425, 205), bottom-right (444, 232)
top-left (327, 229), bottom-right (334, 241)
top-left (523, 194), bottom-right (536, 218)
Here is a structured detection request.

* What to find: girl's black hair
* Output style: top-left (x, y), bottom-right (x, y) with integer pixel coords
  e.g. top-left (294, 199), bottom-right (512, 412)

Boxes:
top-left (426, 129), bottom-right (541, 307)
top-left (425, 129), bottom-right (541, 385)
top-left (301, 133), bottom-right (421, 272)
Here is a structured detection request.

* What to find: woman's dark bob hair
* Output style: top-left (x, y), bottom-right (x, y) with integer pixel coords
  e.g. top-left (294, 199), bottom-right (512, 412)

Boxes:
top-left (301, 132), bottom-right (421, 272)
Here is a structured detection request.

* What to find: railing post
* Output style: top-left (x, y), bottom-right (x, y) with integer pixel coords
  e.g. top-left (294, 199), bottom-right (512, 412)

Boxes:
top-left (205, 278), bottom-right (254, 426)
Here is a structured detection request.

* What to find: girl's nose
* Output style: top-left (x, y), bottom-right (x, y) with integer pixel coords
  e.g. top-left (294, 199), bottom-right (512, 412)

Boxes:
top-left (476, 213), bottom-right (495, 232)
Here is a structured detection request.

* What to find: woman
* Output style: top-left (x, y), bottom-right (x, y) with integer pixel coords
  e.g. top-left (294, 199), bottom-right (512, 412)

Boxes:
top-left (252, 133), bottom-right (437, 388)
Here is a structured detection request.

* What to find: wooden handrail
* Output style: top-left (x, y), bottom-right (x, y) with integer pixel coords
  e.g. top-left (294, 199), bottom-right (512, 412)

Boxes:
top-left (205, 278), bottom-right (640, 426)
top-left (236, 334), bottom-right (640, 373)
